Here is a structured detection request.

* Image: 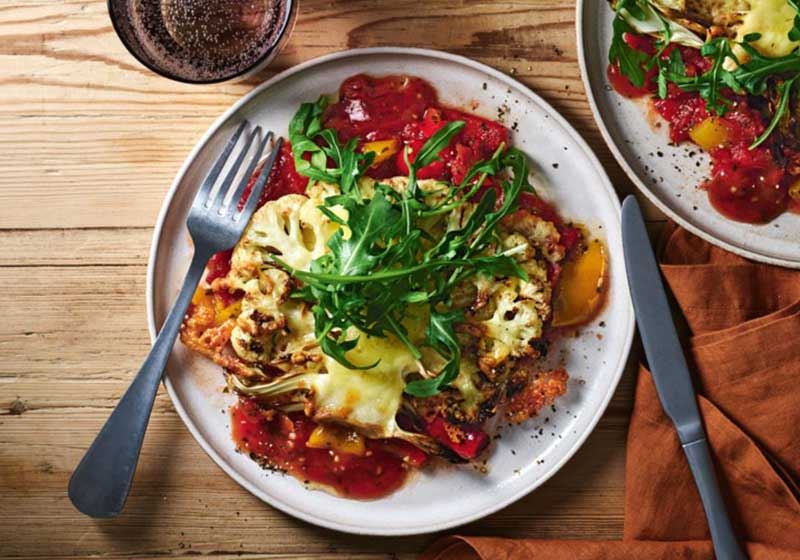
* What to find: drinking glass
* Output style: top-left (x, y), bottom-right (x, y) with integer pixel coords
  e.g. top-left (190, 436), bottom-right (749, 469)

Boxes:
top-left (108, 0), bottom-right (297, 83)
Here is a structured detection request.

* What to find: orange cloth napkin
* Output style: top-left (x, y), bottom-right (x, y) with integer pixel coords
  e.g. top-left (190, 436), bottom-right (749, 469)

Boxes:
top-left (421, 224), bottom-right (800, 560)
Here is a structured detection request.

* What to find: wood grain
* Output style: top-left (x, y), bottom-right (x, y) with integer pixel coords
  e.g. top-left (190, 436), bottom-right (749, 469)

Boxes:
top-left (0, 1), bottom-right (657, 559)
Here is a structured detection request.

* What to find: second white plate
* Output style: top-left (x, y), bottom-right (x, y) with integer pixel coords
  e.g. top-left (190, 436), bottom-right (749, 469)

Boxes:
top-left (578, 0), bottom-right (800, 268)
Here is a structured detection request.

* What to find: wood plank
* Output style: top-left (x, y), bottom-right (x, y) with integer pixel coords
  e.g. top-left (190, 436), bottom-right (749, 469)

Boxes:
top-left (0, 228), bottom-right (151, 266)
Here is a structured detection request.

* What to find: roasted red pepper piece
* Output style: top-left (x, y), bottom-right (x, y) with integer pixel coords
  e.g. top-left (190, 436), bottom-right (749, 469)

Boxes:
top-left (426, 416), bottom-right (489, 460)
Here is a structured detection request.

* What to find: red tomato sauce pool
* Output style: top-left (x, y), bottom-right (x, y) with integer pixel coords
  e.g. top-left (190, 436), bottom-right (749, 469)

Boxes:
top-left (607, 33), bottom-right (797, 223)
top-left (231, 396), bottom-right (426, 499)
top-left (323, 74), bottom-right (509, 184)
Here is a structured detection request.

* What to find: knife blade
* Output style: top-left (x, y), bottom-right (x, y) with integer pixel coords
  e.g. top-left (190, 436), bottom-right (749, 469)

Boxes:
top-left (622, 196), bottom-right (746, 560)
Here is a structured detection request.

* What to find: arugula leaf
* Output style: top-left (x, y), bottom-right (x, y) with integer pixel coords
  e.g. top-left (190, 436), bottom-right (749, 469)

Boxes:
top-left (327, 191), bottom-right (400, 276)
top-left (656, 48), bottom-right (684, 99)
top-left (404, 309), bottom-right (463, 397)
top-left (750, 75), bottom-right (799, 149)
top-left (609, 1), bottom-right (649, 88)
top-left (468, 148), bottom-right (528, 253)
top-left (412, 121), bottom-right (465, 168)
top-left (288, 96), bottom-right (375, 194)
top-left (789, 0), bottom-right (800, 42)
top-left (405, 121), bottom-right (465, 199)
top-left (288, 98), bottom-right (337, 182)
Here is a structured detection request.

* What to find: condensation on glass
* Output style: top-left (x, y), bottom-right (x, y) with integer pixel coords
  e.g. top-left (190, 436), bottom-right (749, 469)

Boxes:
top-left (109, 0), bottom-right (296, 83)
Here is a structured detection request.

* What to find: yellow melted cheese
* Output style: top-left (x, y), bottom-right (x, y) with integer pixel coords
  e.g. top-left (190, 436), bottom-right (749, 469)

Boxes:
top-left (313, 331), bottom-right (419, 437)
top-left (736, 0), bottom-right (799, 58)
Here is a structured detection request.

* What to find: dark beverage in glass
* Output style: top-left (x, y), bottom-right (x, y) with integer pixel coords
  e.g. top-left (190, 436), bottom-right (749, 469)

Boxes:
top-left (108, 0), bottom-right (296, 83)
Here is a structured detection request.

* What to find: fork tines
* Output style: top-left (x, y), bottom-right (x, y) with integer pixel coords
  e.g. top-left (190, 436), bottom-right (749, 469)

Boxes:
top-left (193, 120), bottom-right (283, 222)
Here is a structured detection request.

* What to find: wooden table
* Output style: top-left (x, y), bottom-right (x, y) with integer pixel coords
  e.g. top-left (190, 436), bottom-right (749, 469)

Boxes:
top-left (0, 2), bottom-right (661, 558)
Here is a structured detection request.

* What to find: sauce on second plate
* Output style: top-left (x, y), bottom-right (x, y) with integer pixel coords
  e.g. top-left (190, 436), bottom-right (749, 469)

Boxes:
top-left (608, 33), bottom-right (799, 223)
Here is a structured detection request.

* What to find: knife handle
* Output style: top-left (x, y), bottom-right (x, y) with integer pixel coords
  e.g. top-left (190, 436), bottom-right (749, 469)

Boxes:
top-left (683, 438), bottom-right (748, 560)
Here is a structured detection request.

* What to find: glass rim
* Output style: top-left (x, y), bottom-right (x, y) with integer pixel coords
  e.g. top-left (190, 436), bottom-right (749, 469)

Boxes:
top-left (107, 0), bottom-right (296, 85)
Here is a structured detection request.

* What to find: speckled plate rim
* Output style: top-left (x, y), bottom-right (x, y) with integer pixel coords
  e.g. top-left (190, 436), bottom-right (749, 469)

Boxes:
top-left (576, 0), bottom-right (800, 269)
top-left (146, 47), bottom-right (635, 535)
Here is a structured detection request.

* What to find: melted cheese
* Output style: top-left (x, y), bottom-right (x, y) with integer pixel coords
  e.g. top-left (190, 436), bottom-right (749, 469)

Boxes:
top-left (313, 331), bottom-right (418, 437)
top-left (735, 0), bottom-right (799, 58)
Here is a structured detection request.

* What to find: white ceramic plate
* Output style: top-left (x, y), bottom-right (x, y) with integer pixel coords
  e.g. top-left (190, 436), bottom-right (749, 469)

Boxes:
top-left (578, 1), bottom-right (800, 268)
top-left (147, 48), bottom-right (634, 535)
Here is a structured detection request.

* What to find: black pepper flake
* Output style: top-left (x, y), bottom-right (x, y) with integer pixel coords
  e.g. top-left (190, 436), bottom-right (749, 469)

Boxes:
top-left (552, 163), bottom-right (559, 169)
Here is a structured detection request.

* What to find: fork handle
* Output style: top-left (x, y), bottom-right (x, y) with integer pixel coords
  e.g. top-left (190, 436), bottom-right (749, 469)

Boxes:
top-left (68, 247), bottom-right (213, 518)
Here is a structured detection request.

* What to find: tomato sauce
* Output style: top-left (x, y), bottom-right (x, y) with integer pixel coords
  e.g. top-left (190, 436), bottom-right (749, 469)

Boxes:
top-left (324, 74), bottom-right (509, 184)
top-left (608, 33), bottom-right (796, 223)
top-left (231, 396), bottom-right (426, 499)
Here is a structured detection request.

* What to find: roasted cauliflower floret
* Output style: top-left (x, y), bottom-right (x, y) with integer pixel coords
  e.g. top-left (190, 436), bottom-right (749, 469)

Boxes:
top-left (217, 187), bottom-right (343, 375)
top-left (477, 273), bottom-right (549, 372)
top-left (231, 191), bottom-right (335, 273)
top-left (462, 210), bottom-right (563, 375)
top-left (501, 209), bottom-right (564, 265)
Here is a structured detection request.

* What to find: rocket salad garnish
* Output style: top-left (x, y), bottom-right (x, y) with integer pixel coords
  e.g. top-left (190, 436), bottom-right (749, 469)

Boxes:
top-left (282, 96), bottom-right (534, 397)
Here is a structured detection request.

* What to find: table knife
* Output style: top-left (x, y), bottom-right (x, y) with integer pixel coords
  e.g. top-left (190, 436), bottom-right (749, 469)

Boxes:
top-left (621, 196), bottom-right (747, 560)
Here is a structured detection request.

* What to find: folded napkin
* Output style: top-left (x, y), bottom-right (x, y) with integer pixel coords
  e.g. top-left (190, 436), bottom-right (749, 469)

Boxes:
top-left (421, 223), bottom-right (800, 560)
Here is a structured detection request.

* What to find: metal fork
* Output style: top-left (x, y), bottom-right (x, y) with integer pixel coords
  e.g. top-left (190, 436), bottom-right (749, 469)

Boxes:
top-left (68, 121), bottom-right (284, 518)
